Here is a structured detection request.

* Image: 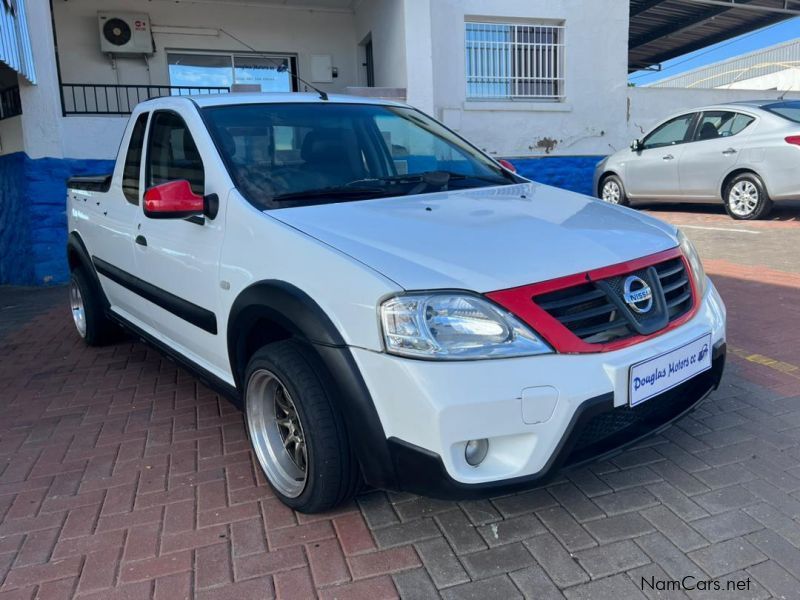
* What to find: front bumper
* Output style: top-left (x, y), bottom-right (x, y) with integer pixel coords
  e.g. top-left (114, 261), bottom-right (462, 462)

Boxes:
top-left (387, 344), bottom-right (724, 499)
top-left (350, 280), bottom-right (726, 498)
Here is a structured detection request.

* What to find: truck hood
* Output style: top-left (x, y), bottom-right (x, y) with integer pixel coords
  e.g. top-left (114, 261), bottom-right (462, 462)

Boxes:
top-left (269, 183), bottom-right (678, 292)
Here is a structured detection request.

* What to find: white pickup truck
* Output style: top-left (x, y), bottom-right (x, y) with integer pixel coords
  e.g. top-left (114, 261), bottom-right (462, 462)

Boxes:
top-left (67, 93), bottom-right (727, 512)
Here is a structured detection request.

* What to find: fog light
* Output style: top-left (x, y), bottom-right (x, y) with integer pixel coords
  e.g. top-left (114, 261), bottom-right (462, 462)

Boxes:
top-left (465, 439), bottom-right (489, 466)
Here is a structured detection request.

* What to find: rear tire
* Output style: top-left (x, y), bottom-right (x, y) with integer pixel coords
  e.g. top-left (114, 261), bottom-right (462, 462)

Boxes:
top-left (600, 174), bottom-right (629, 207)
top-left (724, 172), bottom-right (772, 220)
top-left (244, 339), bottom-right (360, 513)
top-left (70, 268), bottom-right (118, 346)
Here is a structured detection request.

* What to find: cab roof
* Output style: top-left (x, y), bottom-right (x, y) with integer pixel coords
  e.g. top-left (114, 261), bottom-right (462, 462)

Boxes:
top-left (143, 92), bottom-right (409, 109)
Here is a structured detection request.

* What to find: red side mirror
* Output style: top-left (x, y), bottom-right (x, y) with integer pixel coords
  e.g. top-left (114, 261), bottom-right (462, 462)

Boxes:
top-left (144, 180), bottom-right (204, 219)
top-left (497, 159), bottom-right (517, 173)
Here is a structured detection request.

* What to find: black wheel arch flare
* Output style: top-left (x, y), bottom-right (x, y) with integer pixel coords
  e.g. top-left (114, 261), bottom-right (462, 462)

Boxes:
top-left (227, 280), bottom-right (397, 490)
top-left (67, 232), bottom-right (110, 311)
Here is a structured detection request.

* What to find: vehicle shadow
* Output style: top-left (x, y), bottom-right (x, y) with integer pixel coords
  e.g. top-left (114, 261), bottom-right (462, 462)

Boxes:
top-left (636, 200), bottom-right (800, 222)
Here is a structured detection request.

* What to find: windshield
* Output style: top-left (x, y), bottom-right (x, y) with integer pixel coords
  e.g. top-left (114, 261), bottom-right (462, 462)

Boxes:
top-left (202, 102), bottom-right (517, 209)
top-left (763, 100), bottom-right (800, 124)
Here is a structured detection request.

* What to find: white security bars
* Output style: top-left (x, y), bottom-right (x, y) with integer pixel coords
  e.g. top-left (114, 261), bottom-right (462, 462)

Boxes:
top-left (465, 22), bottom-right (565, 101)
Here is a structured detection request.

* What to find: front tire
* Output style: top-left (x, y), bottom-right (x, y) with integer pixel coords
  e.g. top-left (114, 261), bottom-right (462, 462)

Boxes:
top-left (600, 174), bottom-right (629, 207)
top-left (724, 173), bottom-right (772, 220)
top-left (244, 339), bottom-right (359, 512)
top-left (69, 269), bottom-right (117, 346)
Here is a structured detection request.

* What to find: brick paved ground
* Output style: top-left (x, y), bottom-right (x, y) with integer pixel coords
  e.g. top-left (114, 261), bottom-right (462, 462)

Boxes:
top-left (0, 207), bottom-right (798, 599)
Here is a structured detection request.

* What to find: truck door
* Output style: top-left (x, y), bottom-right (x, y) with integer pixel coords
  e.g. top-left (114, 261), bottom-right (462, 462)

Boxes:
top-left (88, 111), bottom-right (149, 316)
top-left (131, 109), bottom-right (230, 380)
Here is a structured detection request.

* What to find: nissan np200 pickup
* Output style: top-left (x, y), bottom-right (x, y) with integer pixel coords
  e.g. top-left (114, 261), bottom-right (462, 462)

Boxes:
top-left (66, 93), bottom-right (727, 512)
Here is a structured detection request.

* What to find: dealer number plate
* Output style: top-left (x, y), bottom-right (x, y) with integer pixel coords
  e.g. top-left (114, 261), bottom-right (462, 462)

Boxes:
top-left (629, 333), bottom-right (712, 407)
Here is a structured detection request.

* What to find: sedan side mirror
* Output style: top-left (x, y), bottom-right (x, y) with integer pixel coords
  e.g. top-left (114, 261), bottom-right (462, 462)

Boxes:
top-left (144, 180), bottom-right (218, 220)
top-left (631, 139), bottom-right (642, 152)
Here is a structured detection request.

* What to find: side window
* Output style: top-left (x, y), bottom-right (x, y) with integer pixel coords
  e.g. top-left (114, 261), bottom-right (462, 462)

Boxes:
top-left (642, 114), bottom-right (695, 150)
top-left (695, 111), bottom-right (739, 140)
top-left (121, 113), bottom-right (149, 204)
top-left (147, 111), bottom-right (205, 195)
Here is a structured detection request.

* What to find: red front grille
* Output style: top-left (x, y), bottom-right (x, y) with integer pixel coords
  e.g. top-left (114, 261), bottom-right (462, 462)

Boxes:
top-left (487, 248), bottom-right (699, 354)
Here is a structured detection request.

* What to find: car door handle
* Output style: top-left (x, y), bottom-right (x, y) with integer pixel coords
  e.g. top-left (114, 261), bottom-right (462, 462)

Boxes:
top-left (135, 235), bottom-right (147, 247)
top-left (722, 148), bottom-right (737, 155)
top-left (662, 154), bottom-right (674, 161)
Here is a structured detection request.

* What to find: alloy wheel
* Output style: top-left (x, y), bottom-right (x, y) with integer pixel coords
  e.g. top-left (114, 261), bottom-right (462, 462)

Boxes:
top-left (729, 180), bottom-right (759, 217)
top-left (602, 180), bottom-right (621, 204)
top-left (246, 369), bottom-right (308, 498)
top-left (70, 279), bottom-right (87, 338)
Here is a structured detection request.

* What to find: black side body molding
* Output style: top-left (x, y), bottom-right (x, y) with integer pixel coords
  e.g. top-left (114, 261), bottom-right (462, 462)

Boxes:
top-left (227, 281), bottom-right (397, 490)
top-left (92, 257), bottom-right (218, 335)
top-left (386, 343), bottom-right (726, 500)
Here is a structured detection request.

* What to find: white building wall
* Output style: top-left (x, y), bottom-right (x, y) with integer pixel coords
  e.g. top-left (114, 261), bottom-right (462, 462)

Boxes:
top-left (18, 0), bottom-right (65, 158)
top-left (428, 0), bottom-right (629, 158)
top-left (354, 0), bottom-right (407, 89)
top-left (403, 0), bottom-right (434, 114)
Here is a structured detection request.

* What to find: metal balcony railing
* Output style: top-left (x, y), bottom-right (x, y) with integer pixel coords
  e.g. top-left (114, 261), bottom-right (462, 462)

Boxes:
top-left (60, 83), bottom-right (231, 116)
top-left (0, 86), bottom-right (22, 120)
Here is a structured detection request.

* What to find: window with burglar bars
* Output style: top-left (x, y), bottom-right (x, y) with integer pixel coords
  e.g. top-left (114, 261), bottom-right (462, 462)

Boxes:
top-left (465, 22), bottom-right (565, 101)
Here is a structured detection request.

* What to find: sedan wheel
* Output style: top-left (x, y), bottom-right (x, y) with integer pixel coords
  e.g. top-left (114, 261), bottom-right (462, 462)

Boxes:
top-left (600, 175), bottom-right (628, 206)
top-left (724, 173), bottom-right (772, 220)
top-left (602, 180), bottom-right (622, 204)
top-left (246, 368), bottom-right (308, 498)
top-left (728, 180), bottom-right (759, 217)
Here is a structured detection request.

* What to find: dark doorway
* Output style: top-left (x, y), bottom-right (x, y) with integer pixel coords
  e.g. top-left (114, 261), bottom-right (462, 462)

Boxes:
top-left (364, 38), bottom-right (375, 87)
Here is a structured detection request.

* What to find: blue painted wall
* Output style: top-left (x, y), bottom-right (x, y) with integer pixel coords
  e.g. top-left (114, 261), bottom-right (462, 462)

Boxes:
top-left (508, 156), bottom-right (605, 197)
top-left (0, 153), bottom-right (114, 285)
top-left (0, 153), bottom-right (603, 286)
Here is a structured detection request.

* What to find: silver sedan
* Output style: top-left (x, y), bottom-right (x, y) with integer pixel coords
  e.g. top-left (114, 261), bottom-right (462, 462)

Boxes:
top-left (594, 100), bottom-right (800, 219)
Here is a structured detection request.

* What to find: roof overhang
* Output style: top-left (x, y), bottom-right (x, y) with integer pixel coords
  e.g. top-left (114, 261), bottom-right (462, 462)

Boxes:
top-left (629, 0), bottom-right (800, 72)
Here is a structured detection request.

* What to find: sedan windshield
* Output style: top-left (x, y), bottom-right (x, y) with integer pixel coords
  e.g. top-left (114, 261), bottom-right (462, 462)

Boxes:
top-left (203, 102), bottom-right (517, 209)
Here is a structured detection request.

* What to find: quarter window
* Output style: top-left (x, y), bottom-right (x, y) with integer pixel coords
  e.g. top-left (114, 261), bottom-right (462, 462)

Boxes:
top-left (642, 114), bottom-right (695, 150)
top-left (121, 113), bottom-right (149, 204)
top-left (147, 112), bottom-right (205, 196)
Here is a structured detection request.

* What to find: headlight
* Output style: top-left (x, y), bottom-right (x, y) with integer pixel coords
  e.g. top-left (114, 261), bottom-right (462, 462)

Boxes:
top-left (380, 293), bottom-right (552, 360)
top-left (677, 229), bottom-right (708, 297)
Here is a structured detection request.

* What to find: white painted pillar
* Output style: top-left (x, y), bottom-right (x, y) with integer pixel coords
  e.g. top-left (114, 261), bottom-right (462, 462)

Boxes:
top-left (18, 0), bottom-right (64, 158)
top-left (403, 0), bottom-right (434, 114)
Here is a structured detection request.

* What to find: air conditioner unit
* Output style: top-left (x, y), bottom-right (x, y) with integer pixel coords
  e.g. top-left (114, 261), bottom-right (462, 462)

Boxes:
top-left (98, 12), bottom-right (154, 55)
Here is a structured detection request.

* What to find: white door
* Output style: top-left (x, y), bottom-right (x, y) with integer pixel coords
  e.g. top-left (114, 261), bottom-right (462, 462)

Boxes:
top-left (132, 109), bottom-right (229, 378)
top-left (89, 111), bottom-right (150, 315)
top-left (679, 111), bottom-right (753, 199)
top-left (624, 113), bottom-right (697, 200)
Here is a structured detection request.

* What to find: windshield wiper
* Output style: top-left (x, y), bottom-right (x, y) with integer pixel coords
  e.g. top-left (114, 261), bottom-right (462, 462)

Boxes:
top-left (271, 186), bottom-right (390, 204)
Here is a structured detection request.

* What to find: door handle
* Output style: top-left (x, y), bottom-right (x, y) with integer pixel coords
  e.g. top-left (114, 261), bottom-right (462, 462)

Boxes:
top-left (135, 235), bottom-right (147, 247)
top-left (662, 154), bottom-right (674, 160)
top-left (722, 148), bottom-right (737, 155)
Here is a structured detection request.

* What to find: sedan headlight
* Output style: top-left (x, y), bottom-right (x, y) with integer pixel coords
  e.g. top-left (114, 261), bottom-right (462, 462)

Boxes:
top-left (677, 229), bottom-right (708, 297)
top-left (380, 293), bottom-right (551, 360)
